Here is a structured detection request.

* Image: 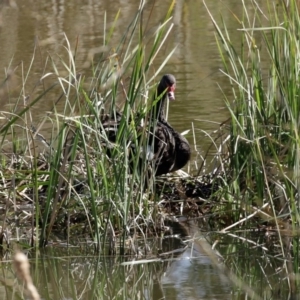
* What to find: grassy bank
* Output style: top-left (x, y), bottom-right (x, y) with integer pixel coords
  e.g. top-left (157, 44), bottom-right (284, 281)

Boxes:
top-left (205, 0), bottom-right (300, 296)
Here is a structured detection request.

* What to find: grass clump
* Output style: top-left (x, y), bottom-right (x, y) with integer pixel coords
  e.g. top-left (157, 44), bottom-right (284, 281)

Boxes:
top-left (205, 0), bottom-right (300, 227)
top-left (205, 0), bottom-right (300, 296)
top-left (0, 1), bottom-right (182, 251)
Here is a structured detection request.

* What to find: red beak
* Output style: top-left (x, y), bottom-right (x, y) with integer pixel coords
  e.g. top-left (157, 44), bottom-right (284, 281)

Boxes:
top-left (167, 84), bottom-right (176, 101)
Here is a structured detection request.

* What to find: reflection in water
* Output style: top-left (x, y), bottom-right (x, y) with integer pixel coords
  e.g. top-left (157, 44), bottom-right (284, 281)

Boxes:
top-left (0, 237), bottom-right (230, 299)
top-left (0, 225), bottom-right (295, 299)
top-left (162, 246), bottom-right (230, 299)
top-left (160, 220), bottom-right (230, 299)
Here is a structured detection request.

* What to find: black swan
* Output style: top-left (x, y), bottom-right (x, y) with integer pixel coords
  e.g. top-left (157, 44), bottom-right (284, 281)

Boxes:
top-left (102, 74), bottom-right (191, 176)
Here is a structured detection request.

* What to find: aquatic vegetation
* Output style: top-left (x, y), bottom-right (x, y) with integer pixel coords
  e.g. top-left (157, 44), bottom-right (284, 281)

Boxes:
top-left (205, 0), bottom-right (300, 297)
top-left (0, 1), bottom-right (199, 250)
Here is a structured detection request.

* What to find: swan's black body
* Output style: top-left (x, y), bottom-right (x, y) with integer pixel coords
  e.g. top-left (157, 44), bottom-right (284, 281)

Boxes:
top-left (102, 74), bottom-right (191, 176)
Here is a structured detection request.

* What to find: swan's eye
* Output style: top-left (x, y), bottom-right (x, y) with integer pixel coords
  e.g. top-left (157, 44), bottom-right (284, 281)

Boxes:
top-left (168, 84), bottom-right (176, 92)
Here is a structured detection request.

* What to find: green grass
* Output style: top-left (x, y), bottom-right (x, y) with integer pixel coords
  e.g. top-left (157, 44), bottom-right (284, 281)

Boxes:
top-left (204, 0), bottom-right (300, 297)
top-left (0, 1), bottom-right (179, 251)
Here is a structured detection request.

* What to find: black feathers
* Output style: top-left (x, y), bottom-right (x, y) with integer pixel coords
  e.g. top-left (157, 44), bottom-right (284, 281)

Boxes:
top-left (102, 74), bottom-right (191, 176)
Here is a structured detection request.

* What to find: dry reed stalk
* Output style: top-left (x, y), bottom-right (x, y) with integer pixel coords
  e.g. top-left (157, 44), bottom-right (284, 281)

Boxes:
top-left (13, 252), bottom-right (40, 300)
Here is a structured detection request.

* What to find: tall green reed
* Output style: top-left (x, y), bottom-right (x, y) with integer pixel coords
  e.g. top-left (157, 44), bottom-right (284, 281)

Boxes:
top-left (0, 1), bottom-right (177, 250)
top-left (205, 0), bottom-right (300, 222)
top-left (205, 0), bottom-right (300, 295)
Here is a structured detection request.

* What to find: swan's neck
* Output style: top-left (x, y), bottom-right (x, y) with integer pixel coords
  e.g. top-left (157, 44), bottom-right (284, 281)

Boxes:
top-left (151, 93), bottom-right (167, 123)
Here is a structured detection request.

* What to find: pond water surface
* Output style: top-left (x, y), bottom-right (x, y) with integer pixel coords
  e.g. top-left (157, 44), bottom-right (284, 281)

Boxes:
top-left (0, 0), bottom-right (244, 172)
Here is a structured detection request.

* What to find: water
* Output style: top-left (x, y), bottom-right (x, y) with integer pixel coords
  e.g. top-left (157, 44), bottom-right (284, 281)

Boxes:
top-left (1, 244), bottom-right (230, 299)
top-left (0, 0), bottom-right (236, 171)
top-left (0, 0), bottom-right (270, 170)
top-left (0, 224), bottom-right (294, 299)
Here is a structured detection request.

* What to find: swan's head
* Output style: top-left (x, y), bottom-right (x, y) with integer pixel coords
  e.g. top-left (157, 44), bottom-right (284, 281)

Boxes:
top-left (159, 74), bottom-right (176, 101)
